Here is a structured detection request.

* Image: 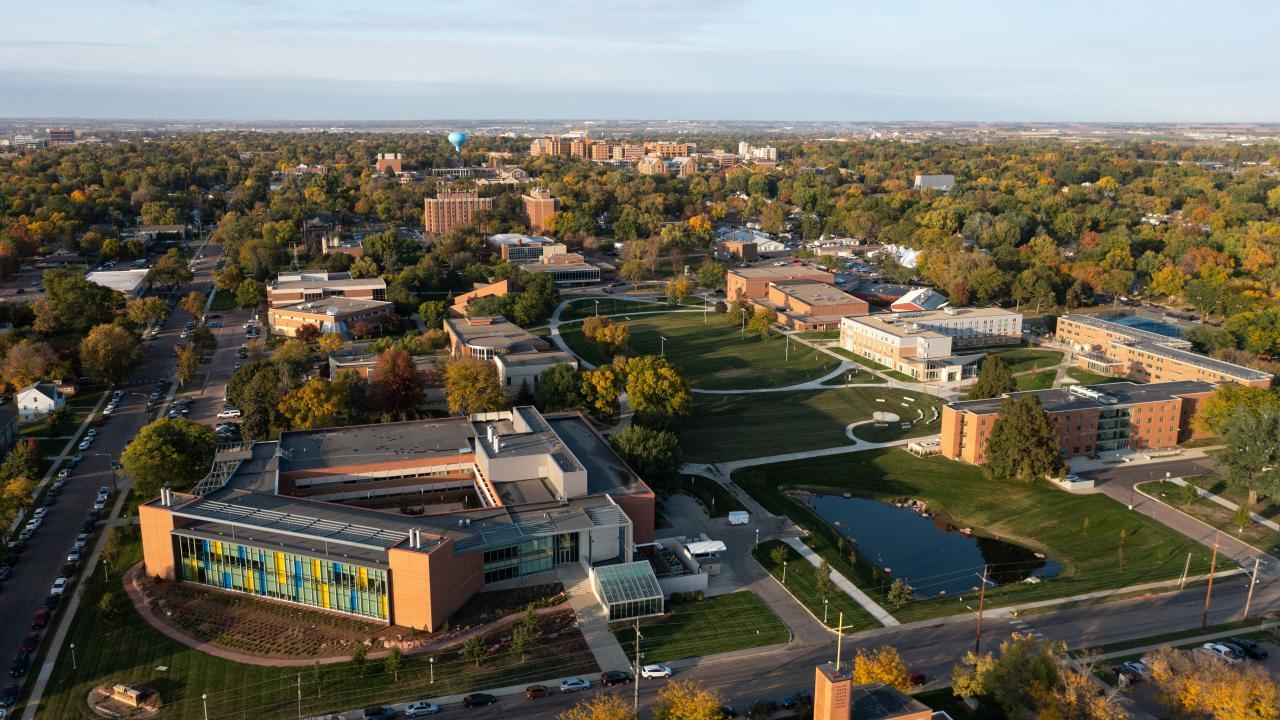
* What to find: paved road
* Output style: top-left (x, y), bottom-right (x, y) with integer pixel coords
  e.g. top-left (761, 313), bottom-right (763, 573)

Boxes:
top-left (1, 242), bottom-right (224, 706)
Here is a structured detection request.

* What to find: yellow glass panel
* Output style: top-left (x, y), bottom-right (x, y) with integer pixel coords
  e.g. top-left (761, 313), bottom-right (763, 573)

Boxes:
top-left (358, 567), bottom-right (367, 588)
top-left (321, 583), bottom-right (330, 608)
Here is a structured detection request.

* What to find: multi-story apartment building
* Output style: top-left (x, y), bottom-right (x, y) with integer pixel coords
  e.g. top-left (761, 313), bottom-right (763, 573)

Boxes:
top-left (266, 272), bottom-right (387, 308)
top-left (725, 266), bottom-right (834, 301)
top-left (644, 142), bottom-right (694, 158)
top-left (1056, 313), bottom-right (1272, 387)
top-left (139, 406), bottom-right (656, 631)
top-left (839, 307), bottom-right (1023, 382)
top-left (940, 380), bottom-right (1215, 465)
top-left (375, 152), bottom-right (403, 174)
top-left (423, 190), bottom-right (495, 235)
top-left (47, 129), bottom-right (76, 145)
top-left (521, 189), bottom-right (560, 235)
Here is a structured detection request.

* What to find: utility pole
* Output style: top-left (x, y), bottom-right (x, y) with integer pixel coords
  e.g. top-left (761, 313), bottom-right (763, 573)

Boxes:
top-left (1202, 533), bottom-right (1220, 630)
top-left (297, 673), bottom-right (302, 720)
top-left (974, 565), bottom-right (989, 654)
top-left (633, 620), bottom-right (642, 713)
top-left (1242, 556), bottom-right (1261, 621)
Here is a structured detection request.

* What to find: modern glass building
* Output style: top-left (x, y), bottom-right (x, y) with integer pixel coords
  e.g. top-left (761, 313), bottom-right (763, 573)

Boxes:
top-left (175, 534), bottom-right (389, 620)
top-left (591, 562), bottom-right (665, 622)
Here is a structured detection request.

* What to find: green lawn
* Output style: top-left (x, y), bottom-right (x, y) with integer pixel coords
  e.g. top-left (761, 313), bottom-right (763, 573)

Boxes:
top-left (752, 541), bottom-right (879, 631)
top-left (37, 540), bottom-right (598, 719)
top-left (883, 370), bottom-right (915, 382)
top-left (1065, 367), bottom-right (1127, 385)
top-left (1138, 480), bottom-right (1280, 555)
top-left (210, 289), bottom-right (236, 311)
top-left (559, 312), bottom-right (841, 390)
top-left (613, 591), bottom-right (790, 663)
top-left (732, 449), bottom-right (1215, 622)
top-left (988, 348), bottom-right (1064, 374)
top-left (1015, 370), bottom-right (1056, 391)
top-left (795, 330), bottom-right (840, 341)
top-left (828, 347), bottom-right (890, 371)
top-left (680, 388), bottom-right (942, 463)
top-left (559, 297), bottom-right (674, 321)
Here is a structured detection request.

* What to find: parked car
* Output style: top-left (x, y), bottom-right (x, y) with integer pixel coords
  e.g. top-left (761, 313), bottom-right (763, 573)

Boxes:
top-left (908, 671), bottom-right (927, 686)
top-left (641, 664), bottom-right (673, 679)
top-left (67, 549), bottom-right (81, 563)
top-left (524, 685), bottom-right (549, 699)
top-left (8, 652), bottom-right (29, 678)
top-left (73, 533), bottom-right (89, 551)
top-left (1111, 663), bottom-right (1144, 683)
top-left (361, 707), bottom-right (396, 720)
top-left (560, 677), bottom-right (590, 693)
top-left (748, 699), bottom-right (778, 717)
top-left (718, 705), bottom-right (737, 719)
top-left (1227, 637), bottom-right (1268, 660)
top-left (217, 407), bottom-right (242, 418)
top-left (57, 469), bottom-right (70, 479)
top-left (30, 609), bottom-right (49, 629)
top-left (0, 566), bottom-right (10, 582)
top-left (463, 693), bottom-right (497, 708)
top-left (78, 439), bottom-right (92, 451)
top-left (59, 563), bottom-right (76, 578)
top-left (50, 577), bottom-right (69, 596)
top-left (1202, 642), bottom-right (1243, 663)
top-left (18, 635), bottom-right (37, 654)
top-left (404, 701), bottom-right (439, 716)
top-left (782, 691), bottom-right (812, 710)
top-left (0, 683), bottom-right (18, 709)
top-left (600, 670), bottom-right (633, 686)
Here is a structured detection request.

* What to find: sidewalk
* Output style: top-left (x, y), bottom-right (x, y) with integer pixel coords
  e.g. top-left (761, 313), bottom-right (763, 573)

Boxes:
top-left (558, 564), bottom-right (631, 672)
top-left (1163, 477), bottom-right (1280, 532)
top-left (781, 537), bottom-right (900, 627)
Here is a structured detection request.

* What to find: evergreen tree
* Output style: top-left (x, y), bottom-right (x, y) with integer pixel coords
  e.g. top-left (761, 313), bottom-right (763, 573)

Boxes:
top-left (982, 396), bottom-right (1064, 482)
top-left (968, 356), bottom-right (1016, 399)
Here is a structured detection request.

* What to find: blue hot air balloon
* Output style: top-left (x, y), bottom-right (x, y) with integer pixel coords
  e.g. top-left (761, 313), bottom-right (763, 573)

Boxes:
top-left (447, 131), bottom-right (468, 154)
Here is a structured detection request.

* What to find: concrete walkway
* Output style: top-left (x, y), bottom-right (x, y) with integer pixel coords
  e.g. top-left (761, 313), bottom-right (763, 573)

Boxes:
top-left (681, 433), bottom-right (935, 477)
top-left (780, 537), bottom-right (900, 627)
top-left (1162, 477), bottom-right (1280, 532)
top-left (558, 564), bottom-right (631, 672)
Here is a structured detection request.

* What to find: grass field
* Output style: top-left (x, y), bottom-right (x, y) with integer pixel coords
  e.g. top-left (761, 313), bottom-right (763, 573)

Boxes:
top-left (1065, 367), bottom-right (1127, 385)
top-left (558, 297), bottom-right (672, 321)
top-left (988, 348), bottom-right (1064, 374)
top-left (38, 540), bottom-right (599, 719)
top-left (680, 388), bottom-right (943, 463)
top-left (795, 330), bottom-right (840, 341)
top-left (820, 369), bottom-right (885, 386)
top-left (752, 541), bottom-right (879, 631)
top-left (828, 347), bottom-right (890, 371)
top-left (210, 289), bottom-right (236, 312)
top-left (732, 449), bottom-right (1215, 622)
top-left (613, 591), bottom-right (790, 663)
top-left (1015, 370), bottom-right (1056, 391)
top-left (559, 312), bottom-right (841, 390)
top-left (883, 370), bottom-right (915, 382)
top-left (1138, 480), bottom-right (1280, 555)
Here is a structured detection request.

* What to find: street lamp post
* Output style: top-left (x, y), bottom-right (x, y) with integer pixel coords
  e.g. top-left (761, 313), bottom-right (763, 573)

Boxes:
top-left (429, 657), bottom-right (435, 684)
top-left (824, 597), bottom-right (829, 624)
top-left (202, 693), bottom-right (208, 720)
top-left (594, 299), bottom-right (599, 317)
top-left (660, 336), bottom-right (667, 357)
top-left (782, 560), bottom-right (788, 585)
top-left (70, 643), bottom-right (76, 671)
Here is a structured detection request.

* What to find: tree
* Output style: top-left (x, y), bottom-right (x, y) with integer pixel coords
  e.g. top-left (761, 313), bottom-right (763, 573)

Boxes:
top-left (295, 323), bottom-right (322, 344)
top-left (0, 440), bottom-right (41, 483)
top-left (126, 296), bottom-right (168, 328)
top-left (350, 644), bottom-right (367, 675)
top-left (236, 278), bottom-right (266, 309)
top-left (240, 366), bottom-right (289, 440)
top-left (665, 276), bottom-right (694, 305)
top-left (46, 406), bottom-right (73, 436)
top-left (0, 339), bottom-right (57, 391)
top-left (651, 680), bottom-right (724, 720)
top-left (697, 261), bottom-right (726, 290)
top-left (418, 300), bottom-right (447, 330)
top-left (851, 647), bottom-right (912, 691)
top-left (121, 418), bottom-right (218, 499)
top-left (950, 634), bottom-right (1066, 719)
top-left (34, 269), bottom-right (122, 334)
top-left (535, 364), bottom-right (582, 412)
top-left (278, 377), bottom-right (350, 430)
top-left (176, 343), bottom-right (200, 386)
top-left (1192, 385), bottom-right (1280, 435)
top-left (0, 476), bottom-right (35, 522)
top-left (442, 356), bottom-right (504, 416)
top-left (350, 256), bottom-right (380, 279)
top-left (1217, 407), bottom-right (1280, 507)
top-left (80, 324), bottom-right (140, 384)
top-left (609, 426), bottom-right (682, 483)
top-left (317, 333), bottom-right (344, 356)
top-left (213, 264), bottom-right (244, 292)
top-left (384, 646), bottom-right (402, 682)
top-left (581, 364), bottom-right (625, 415)
top-left (746, 308), bottom-right (777, 339)
top-left (982, 396), bottom-right (1064, 482)
top-left (769, 544), bottom-right (788, 572)
top-left (1145, 646), bottom-right (1278, 720)
top-left (558, 694), bottom-right (635, 720)
top-left (146, 248), bottom-right (193, 288)
top-left (461, 636), bottom-right (485, 668)
top-left (624, 356), bottom-right (692, 423)
top-left (886, 578), bottom-right (913, 609)
top-left (178, 290), bottom-right (206, 319)
top-left (815, 560), bottom-right (832, 602)
top-left (511, 624), bottom-right (533, 662)
top-left (374, 348), bottom-right (429, 419)
top-left (619, 259), bottom-right (648, 284)
top-left (968, 356), bottom-right (1015, 400)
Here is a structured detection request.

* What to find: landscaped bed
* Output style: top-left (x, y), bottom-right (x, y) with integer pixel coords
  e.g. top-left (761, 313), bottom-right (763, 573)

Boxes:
top-left (732, 449), bottom-right (1215, 623)
top-left (612, 591), bottom-right (790, 663)
top-left (680, 388), bottom-right (942, 463)
top-left (559, 311), bottom-right (841, 390)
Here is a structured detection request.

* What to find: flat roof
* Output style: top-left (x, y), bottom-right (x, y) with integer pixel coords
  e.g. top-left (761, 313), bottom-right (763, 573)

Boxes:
top-left (770, 280), bottom-right (866, 307)
top-left (849, 682), bottom-right (933, 720)
top-left (85, 269), bottom-right (148, 294)
top-left (547, 415), bottom-right (647, 495)
top-left (1138, 342), bottom-right (1272, 381)
top-left (271, 296), bottom-right (392, 316)
top-left (728, 266), bottom-right (831, 280)
top-left (948, 380), bottom-right (1216, 415)
top-left (1058, 313), bottom-right (1193, 348)
top-left (594, 562), bottom-right (663, 605)
top-left (525, 261), bottom-right (600, 273)
top-left (843, 314), bottom-right (946, 339)
top-left (496, 350), bottom-right (576, 368)
top-left (445, 316), bottom-right (551, 355)
top-left (269, 277), bottom-right (387, 291)
top-left (279, 419), bottom-right (476, 472)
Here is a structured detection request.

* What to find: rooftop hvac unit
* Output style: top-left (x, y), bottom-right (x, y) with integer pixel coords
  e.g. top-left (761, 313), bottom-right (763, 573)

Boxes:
top-left (943, 306), bottom-right (959, 315)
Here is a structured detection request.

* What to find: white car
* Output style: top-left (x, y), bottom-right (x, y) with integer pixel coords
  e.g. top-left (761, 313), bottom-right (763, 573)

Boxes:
top-left (50, 578), bottom-right (69, 596)
top-left (101, 406), bottom-right (113, 416)
top-left (1202, 642), bottom-right (1243, 663)
top-left (78, 439), bottom-right (92, 451)
top-left (641, 664), bottom-right (673, 679)
top-left (24, 518), bottom-right (41, 531)
top-left (93, 499), bottom-right (107, 511)
top-left (67, 549), bottom-right (81, 563)
top-left (86, 429), bottom-right (97, 438)
top-left (57, 469), bottom-right (70, 479)
top-left (559, 678), bottom-right (590, 693)
top-left (217, 408), bottom-right (242, 419)
top-left (404, 701), bottom-right (439, 716)
top-left (32, 507), bottom-right (47, 519)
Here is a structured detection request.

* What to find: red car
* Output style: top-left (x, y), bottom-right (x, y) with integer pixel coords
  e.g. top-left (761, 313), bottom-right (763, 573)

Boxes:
top-left (30, 609), bottom-right (49, 629)
top-left (19, 634), bottom-right (38, 653)
top-left (59, 563), bottom-right (76, 578)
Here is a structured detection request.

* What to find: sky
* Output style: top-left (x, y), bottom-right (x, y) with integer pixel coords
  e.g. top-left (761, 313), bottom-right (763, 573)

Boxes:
top-left (2, 0), bottom-right (1279, 122)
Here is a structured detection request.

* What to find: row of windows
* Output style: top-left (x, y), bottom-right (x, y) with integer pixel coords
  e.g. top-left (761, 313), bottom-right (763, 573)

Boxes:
top-left (176, 535), bottom-right (389, 620)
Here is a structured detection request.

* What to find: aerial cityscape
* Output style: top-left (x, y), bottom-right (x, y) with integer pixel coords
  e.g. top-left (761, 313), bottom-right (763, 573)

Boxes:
top-left (1, 3), bottom-right (1279, 720)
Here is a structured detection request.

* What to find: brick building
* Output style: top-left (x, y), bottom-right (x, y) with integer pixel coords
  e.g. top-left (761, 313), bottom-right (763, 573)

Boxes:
top-left (522, 189), bottom-right (560, 235)
top-left (267, 272), bottom-right (387, 308)
top-left (725, 266), bottom-right (834, 301)
top-left (423, 190), bottom-right (494, 235)
top-left (751, 280), bottom-right (869, 330)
